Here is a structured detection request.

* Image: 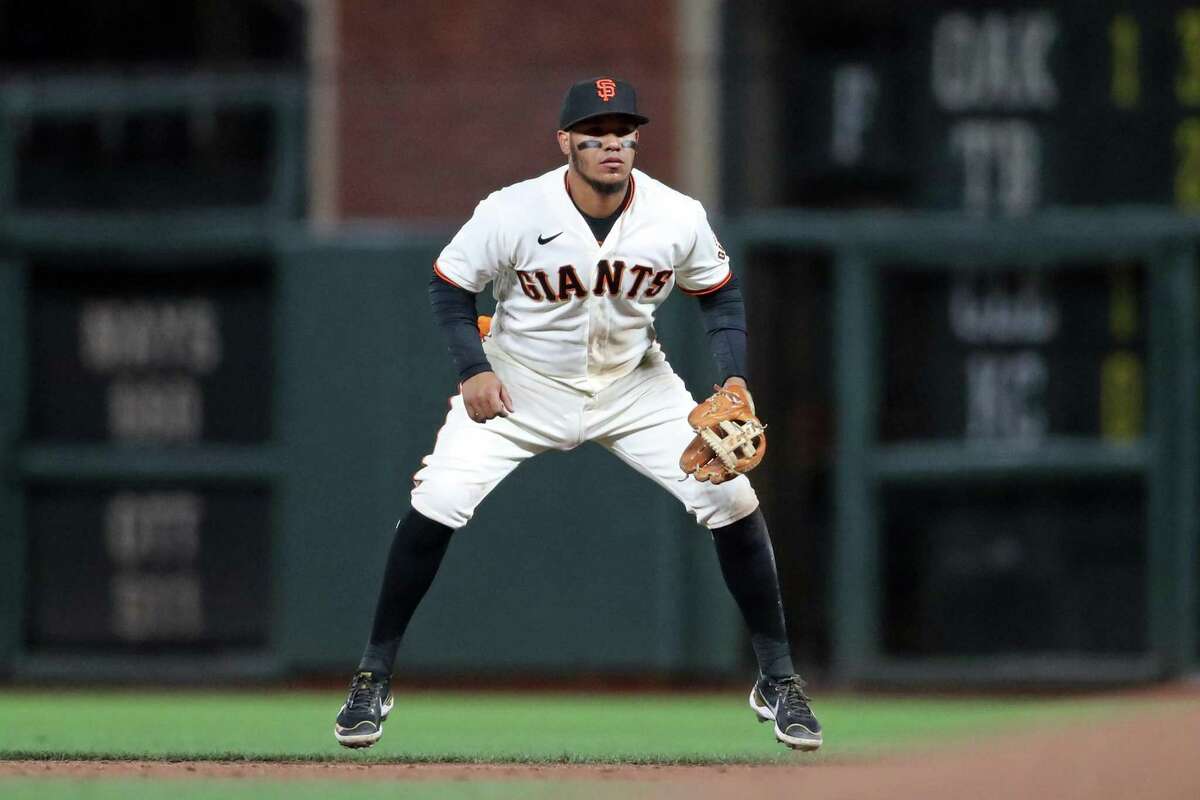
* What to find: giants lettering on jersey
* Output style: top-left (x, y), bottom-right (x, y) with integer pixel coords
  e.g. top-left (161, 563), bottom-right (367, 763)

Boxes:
top-left (516, 260), bottom-right (672, 302)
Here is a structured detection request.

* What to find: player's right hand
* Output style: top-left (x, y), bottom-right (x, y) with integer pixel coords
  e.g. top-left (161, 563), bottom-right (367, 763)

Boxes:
top-left (461, 371), bottom-right (514, 423)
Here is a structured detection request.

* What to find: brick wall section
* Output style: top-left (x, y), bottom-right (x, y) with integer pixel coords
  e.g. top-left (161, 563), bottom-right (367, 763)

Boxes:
top-left (336, 0), bottom-right (679, 221)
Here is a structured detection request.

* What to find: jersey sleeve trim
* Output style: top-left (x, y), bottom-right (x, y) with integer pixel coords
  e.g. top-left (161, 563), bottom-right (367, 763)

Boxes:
top-left (432, 261), bottom-right (466, 290)
top-left (677, 268), bottom-right (732, 296)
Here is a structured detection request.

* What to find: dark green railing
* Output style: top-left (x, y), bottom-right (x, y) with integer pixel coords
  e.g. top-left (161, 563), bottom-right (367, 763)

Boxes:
top-left (0, 73), bottom-right (305, 245)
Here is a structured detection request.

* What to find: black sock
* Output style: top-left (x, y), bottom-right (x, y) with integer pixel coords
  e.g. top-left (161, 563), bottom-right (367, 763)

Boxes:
top-left (711, 508), bottom-right (796, 679)
top-left (357, 510), bottom-right (455, 676)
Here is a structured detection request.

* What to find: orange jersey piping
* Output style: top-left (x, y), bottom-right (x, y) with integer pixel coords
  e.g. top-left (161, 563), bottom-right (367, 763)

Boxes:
top-left (677, 269), bottom-right (732, 296)
top-left (432, 260), bottom-right (465, 289)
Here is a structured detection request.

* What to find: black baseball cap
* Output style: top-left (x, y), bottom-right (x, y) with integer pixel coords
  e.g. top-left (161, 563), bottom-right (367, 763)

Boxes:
top-left (558, 77), bottom-right (650, 131)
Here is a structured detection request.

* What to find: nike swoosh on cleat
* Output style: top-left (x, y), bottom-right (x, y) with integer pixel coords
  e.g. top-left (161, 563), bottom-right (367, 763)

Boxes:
top-left (537, 232), bottom-right (563, 245)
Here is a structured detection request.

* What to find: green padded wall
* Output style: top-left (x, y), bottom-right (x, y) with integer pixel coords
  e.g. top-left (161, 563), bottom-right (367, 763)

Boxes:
top-left (0, 257), bottom-right (26, 671)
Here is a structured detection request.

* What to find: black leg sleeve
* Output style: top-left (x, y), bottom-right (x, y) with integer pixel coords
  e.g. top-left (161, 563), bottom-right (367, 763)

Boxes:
top-left (711, 508), bottom-right (796, 678)
top-left (357, 509), bottom-right (455, 676)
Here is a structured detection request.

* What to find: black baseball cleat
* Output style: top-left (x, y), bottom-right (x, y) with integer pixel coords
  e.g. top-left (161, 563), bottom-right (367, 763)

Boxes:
top-left (749, 674), bottom-right (823, 751)
top-left (334, 671), bottom-right (394, 749)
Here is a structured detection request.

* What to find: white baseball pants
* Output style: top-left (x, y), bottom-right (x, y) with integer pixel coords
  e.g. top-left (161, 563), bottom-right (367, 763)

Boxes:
top-left (410, 350), bottom-right (759, 530)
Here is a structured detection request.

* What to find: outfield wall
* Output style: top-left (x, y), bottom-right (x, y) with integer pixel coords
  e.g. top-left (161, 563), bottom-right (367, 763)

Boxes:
top-left (1, 76), bottom-right (1198, 685)
top-left (0, 226), bottom-right (745, 681)
top-left (2, 211), bottom-right (1199, 685)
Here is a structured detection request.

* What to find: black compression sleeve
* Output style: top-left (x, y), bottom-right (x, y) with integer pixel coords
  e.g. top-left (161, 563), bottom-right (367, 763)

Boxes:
top-left (711, 508), bottom-right (795, 678)
top-left (428, 273), bottom-right (493, 382)
top-left (696, 274), bottom-right (749, 383)
top-left (358, 509), bottom-right (455, 676)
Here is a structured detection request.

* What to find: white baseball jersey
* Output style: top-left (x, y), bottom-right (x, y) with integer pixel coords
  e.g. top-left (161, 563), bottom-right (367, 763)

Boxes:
top-left (433, 165), bottom-right (732, 392)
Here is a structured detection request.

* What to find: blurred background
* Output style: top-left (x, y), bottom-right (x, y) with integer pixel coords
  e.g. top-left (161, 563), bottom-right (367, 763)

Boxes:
top-left (0, 0), bottom-right (1197, 690)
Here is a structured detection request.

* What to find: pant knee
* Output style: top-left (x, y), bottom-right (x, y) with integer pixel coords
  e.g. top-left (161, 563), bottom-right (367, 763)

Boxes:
top-left (410, 480), bottom-right (480, 530)
top-left (695, 477), bottom-right (759, 529)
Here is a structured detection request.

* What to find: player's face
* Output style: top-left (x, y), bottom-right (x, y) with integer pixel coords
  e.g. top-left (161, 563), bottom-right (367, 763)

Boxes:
top-left (558, 115), bottom-right (639, 195)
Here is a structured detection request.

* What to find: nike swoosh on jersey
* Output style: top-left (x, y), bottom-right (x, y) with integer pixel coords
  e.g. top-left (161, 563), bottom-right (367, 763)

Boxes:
top-left (537, 232), bottom-right (563, 245)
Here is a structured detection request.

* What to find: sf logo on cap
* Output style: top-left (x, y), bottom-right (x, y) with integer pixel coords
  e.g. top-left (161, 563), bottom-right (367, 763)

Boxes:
top-left (595, 78), bottom-right (617, 102)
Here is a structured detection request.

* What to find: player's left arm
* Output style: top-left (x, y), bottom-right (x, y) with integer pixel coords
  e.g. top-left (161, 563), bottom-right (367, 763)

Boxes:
top-left (697, 276), bottom-right (750, 398)
top-left (676, 200), bottom-right (750, 394)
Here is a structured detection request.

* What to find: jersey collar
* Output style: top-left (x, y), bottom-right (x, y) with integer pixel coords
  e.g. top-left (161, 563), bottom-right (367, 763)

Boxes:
top-left (562, 170), bottom-right (636, 217)
top-left (562, 169), bottom-right (635, 248)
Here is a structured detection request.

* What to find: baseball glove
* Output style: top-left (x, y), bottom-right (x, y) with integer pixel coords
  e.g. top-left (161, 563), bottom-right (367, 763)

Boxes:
top-left (679, 384), bottom-right (767, 484)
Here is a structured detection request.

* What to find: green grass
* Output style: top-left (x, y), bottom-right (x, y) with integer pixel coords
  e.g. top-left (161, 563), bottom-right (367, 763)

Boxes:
top-left (0, 689), bottom-right (1114, 765)
top-left (0, 690), bottom-right (1141, 800)
top-left (0, 778), bottom-right (649, 800)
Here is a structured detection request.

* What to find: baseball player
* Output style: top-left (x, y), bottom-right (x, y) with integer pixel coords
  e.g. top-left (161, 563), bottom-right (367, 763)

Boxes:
top-left (334, 77), bottom-right (821, 752)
